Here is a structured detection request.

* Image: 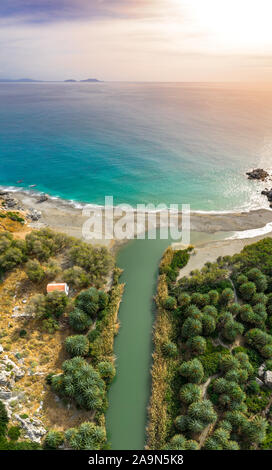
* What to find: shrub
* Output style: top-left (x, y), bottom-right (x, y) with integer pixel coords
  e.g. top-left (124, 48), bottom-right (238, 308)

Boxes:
top-left (7, 426), bottom-right (21, 441)
top-left (42, 317), bottom-right (59, 333)
top-left (221, 318), bottom-right (244, 343)
top-left (0, 247), bottom-right (24, 271)
top-left (0, 400), bottom-right (9, 437)
top-left (188, 400), bottom-right (217, 426)
top-left (26, 294), bottom-right (47, 319)
top-left (68, 243), bottom-right (114, 285)
top-left (69, 308), bottom-right (92, 332)
top-left (45, 259), bottom-right (61, 280)
top-left (220, 288), bottom-right (235, 306)
top-left (202, 314), bottom-right (216, 336)
top-left (186, 336), bottom-right (206, 355)
top-left (185, 440), bottom-right (199, 450)
top-left (182, 318), bottom-right (202, 339)
top-left (208, 290), bottom-right (219, 305)
top-left (175, 415), bottom-right (188, 432)
top-left (65, 335), bottom-right (89, 357)
top-left (239, 282), bottom-right (256, 301)
top-left (97, 361), bottom-right (116, 384)
top-left (75, 287), bottom-right (100, 318)
top-left (237, 274), bottom-right (248, 286)
top-left (164, 296), bottom-right (177, 310)
top-left (98, 291), bottom-right (109, 310)
top-left (65, 422), bottom-right (106, 450)
top-left (19, 329), bottom-right (27, 338)
top-left (165, 434), bottom-right (186, 450)
top-left (180, 383), bottom-right (201, 405)
top-left (242, 416), bottom-right (268, 444)
top-left (228, 303), bottom-right (241, 316)
top-left (162, 341), bottom-right (178, 357)
top-left (63, 266), bottom-right (89, 289)
top-left (45, 291), bottom-right (68, 318)
top-left (191, 293), bottom-right (206, 308)
top-left (199, 352), bottom-right (223, 377)
top-left (251, 293), bottom-right (268, 306)
top-left (51, 357), bottom-right (105, 411)
top-left (240, 304), bottom-right (255, 323)
top-left (185, 305), bottom-right (202, 320)
top-left (203, 305), bottom-right (217, 318)
top-left (245, 328), bottom-right (272, 358)
top-left (178, 293), bottom-right (191, 308)
top-left (25, 259), bottom-right (45, 282)
top-left (180, 358), bottom-right (204, 384)
top-left (44, 430), bottom-right (64, 449)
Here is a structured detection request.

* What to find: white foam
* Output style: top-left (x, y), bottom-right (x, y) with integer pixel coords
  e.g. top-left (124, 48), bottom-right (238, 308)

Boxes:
top-left (228, 222), bottom-right (272, 240)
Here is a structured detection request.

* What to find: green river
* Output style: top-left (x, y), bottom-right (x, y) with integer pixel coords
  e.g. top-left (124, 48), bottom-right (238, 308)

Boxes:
top-left (106, 230), bottom-right (231, 450)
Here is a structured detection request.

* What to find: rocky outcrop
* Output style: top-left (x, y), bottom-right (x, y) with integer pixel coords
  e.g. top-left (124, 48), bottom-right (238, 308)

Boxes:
top-left (258, 363), bottom-right (266, 378)
top-left (255, 377), bottom-right (264, 387)
top-left (3, 196), bottom-right (18, 208)
top-left (246, 168), bottom-right (269, 181)
top-left (0, 355), bottom-right (25, 389)
top-left (26, 208), bottom-right (42, 221)
top-left (261, 188), bottom-right (272, 208)
top-left (37, 194), bottom-right (48, 204)
top-left (15, 414), bottom-right (46, 443)
top-left (264, 370), bottom-right (272, 389)
top-left (0, 354), bottom-right (46, 442)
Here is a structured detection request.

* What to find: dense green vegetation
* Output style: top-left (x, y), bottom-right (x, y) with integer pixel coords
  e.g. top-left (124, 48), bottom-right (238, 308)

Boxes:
top-left (0, 228), bottom-right (114, 286)
top-left (147, 238), bottom-right (272, 450)
top-left (45, 277), bottom-right (122, 450)
top-left (0, 227), bottom-right (121, 450)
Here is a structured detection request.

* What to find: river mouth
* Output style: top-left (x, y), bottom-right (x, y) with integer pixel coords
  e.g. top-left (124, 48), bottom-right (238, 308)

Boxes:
top-left (106, 229), bottom-right (231, 450)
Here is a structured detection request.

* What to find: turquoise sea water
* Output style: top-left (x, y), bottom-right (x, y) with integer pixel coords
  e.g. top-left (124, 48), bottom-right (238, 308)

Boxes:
top-left (0, 82), bottom-right (272, 212)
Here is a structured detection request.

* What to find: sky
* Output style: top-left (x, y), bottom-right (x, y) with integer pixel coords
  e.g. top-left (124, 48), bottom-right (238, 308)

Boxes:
top-left (1, 0), bottom-right (272, 81)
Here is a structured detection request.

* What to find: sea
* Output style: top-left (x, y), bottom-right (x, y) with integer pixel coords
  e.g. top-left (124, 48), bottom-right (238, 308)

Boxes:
top-left (0, 81), bottom-right (272, 213)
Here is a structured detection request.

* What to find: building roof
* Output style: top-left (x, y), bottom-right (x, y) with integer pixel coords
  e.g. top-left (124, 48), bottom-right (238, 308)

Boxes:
top-left (47, 283), bottom-right (68, 293)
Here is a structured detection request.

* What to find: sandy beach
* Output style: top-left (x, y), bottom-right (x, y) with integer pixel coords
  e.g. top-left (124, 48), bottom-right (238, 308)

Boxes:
top-left (2, 188), bottom-right (272, 257)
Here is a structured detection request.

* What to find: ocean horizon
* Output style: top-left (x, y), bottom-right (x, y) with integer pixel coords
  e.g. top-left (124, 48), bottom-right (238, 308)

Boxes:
top-left (1, 81), bottom-right (272, 213)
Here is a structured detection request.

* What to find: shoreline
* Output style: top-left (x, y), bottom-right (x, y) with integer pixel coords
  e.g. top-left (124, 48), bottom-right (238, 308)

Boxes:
top-left (1, 186), bottom-right (272, 249)
top-left (2, 183), bottom-right (271, 215)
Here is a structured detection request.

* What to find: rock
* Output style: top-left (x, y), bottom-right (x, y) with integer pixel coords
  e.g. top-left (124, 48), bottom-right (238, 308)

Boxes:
top-left (0, 190), bottom-right (8, 196)
top-left (255, 377), bottom-right (264, 387)
top-left (264, 370), bottom-right (272, 388)
top-left (258, 363), bottom-right (266, 378)
top-left (0, 372), bottom-right (11, 388)
top-left (0, 391), bottom-right (13, 400)
top-left (247, 168), bottom-right (269, 181)
top-left (27, 209), bottom-right (42, 221)
top-left (37, 194), bottom-right (48, 203)
top-left (4, 197), bottom-right (18, 208)
top-left (0, 344), bottom-right (3, 354)
top-left (15, 414), bottom-right (46, 443)
top-left (11, 313), bottom-right (34, 319)
top-left (0, 355), bottom-right (25, 383)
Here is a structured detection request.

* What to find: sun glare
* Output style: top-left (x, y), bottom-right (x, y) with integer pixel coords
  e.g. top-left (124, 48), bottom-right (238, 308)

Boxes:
top-left (182, 0), bottom-right (272, 52)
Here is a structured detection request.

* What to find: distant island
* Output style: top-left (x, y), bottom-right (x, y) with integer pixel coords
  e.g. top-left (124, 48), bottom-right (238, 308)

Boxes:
top-left (0, 78), bottom-right (102, 83)
top-left (65, 78), bottom-right (101, 83)
top-left (0, 78), bottom-right (43, 83)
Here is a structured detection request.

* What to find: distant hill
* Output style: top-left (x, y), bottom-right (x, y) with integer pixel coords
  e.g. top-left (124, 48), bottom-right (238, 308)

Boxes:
top-left (0, 77), bottom-right (102, 83)
top-left (80, 78), bottom-right (101, 83)
top-left (0, 78), bottom-right (43, 83)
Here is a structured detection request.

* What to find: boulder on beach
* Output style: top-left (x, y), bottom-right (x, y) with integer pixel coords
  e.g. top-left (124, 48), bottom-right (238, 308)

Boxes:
top-left (246, 168), bottom-right (269, 181)
top-left (37, 194), bottom-right (48, 203)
